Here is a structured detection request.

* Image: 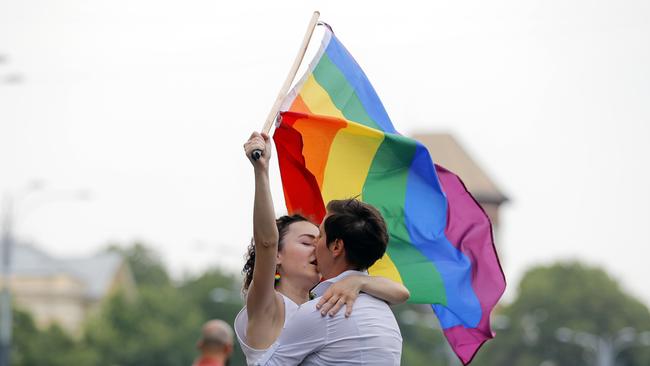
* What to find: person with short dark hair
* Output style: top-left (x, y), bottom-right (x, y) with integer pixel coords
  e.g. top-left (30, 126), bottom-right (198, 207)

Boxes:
top-left (259, 197), bottom-right (403, 365)
top-left (235, 132), bottom-right (409, 366)
top-left (192, 319), bottom-right (234, 366)
top-left (319, 199), bottom-right (389, 278)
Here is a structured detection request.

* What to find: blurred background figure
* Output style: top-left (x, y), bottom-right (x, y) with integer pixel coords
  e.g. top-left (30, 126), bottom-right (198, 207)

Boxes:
top-left (193, 319), bottom-right (234, 366)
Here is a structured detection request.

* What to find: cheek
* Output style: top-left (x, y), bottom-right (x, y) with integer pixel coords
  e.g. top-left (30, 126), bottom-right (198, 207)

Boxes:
top-left (302, 244), bottom-right (315, 257)
top-left (280, 246), bottom-right (297, 263)
top-left (285, 244), bottom-right (312, 264)
top-left (315, 244), bottom-right (325, 258)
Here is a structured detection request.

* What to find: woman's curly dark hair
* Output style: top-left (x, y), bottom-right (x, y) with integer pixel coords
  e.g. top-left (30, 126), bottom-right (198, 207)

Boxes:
top-left (242, 214), bottom-right (310, 294)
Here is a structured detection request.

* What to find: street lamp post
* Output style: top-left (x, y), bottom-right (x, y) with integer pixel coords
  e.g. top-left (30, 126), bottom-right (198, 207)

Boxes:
top-left (0, 184), bottom-right (42, 366)
top-left (556, 326), bottom-right (650, 366)
top-left (0, 54), bottom-right (26, 366)
top-left (0, 184), bottom-right (89, 366)
top-left (1, 61), bottom-right (26, 359)
top-left (0, 196), bottom-right (15, 366)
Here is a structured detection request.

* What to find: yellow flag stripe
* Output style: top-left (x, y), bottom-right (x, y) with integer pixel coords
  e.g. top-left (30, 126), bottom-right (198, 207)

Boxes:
top-left (369, 254), bottom-right (404, 285)
top-left (321, 122), bottom-right (384, 203)
top-left (299, 75), bottom-right (346, 119)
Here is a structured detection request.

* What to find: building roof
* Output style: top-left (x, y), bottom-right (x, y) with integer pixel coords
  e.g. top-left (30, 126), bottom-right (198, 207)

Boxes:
top-left (6, 243), bottom-right (124, 301)
top-left (412, 133), bottom-right (508, 205)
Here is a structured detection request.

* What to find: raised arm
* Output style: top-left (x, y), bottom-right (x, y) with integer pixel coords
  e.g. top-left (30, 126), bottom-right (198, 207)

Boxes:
top-left (243, 132), bottom-right (284, 347)
top-left (316, 275), bottom-right (410, 317)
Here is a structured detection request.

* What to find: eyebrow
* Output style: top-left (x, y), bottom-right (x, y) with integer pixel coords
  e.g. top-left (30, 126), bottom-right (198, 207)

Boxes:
top-left (299, 234), bottom-right (316, 239)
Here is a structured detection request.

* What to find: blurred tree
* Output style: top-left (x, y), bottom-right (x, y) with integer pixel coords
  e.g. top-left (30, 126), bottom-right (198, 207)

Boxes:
top-left (85, 242), bottom-right (199, 365)
top-left (85, 287), bottom-right (203, 366)
top-left (12, 307), bottom-right (99, 366)
top-left (179, 269), bottom-right (243, 316)
top-left (474, 261), bottom-right (650, 366)
top-left (85, 243), bottom-right (248, 365)
top-left (107, 242), bottom-right (171, 287)
top-left (33, 244), bottom-right (650, 366)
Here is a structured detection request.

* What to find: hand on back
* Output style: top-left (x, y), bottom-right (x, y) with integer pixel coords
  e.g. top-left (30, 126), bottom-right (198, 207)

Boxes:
top-left (316, 275), bottom-right (366, 318)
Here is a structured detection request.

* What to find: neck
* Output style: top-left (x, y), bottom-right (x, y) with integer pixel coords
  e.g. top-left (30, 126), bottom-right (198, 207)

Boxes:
top-left (321, 261), bottom-right (356, 281)
top-left (198, 351), bottom-right (226, 362)
top-left (276, 276), bottom-right (312, 305)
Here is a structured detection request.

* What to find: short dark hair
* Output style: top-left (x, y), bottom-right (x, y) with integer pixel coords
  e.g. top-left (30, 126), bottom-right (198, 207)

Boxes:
top-left (242, 214), bottom-right (310, 294)
top-left (324, 199), bottom-right (388, 270)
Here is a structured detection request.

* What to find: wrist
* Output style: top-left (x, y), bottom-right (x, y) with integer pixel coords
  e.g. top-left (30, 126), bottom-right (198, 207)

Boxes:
top-left (357, 275), bottom-right (369, 291)
top-left (253, 164), bottom-right (270, 175)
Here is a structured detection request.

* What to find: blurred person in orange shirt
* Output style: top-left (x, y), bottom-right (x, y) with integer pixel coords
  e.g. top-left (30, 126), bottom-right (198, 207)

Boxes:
top-left (192, 319), bottom-right (234, 366)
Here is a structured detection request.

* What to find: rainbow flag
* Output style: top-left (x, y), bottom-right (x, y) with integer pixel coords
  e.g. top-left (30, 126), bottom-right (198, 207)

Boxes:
top-left (273, 25), bottom-right (505, 365)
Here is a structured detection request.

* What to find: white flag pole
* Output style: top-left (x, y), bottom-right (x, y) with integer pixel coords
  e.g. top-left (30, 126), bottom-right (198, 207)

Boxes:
top-left (252, 11), bottom-right (320, 160)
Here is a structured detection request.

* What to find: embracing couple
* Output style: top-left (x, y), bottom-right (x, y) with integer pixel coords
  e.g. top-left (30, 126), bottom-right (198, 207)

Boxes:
top-left (235, 132), bottom-right (407, 366)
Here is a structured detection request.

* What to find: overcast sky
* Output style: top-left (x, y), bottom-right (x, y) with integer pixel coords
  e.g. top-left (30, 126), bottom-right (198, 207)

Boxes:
top-left (1, 0), bottom-right (648, 305)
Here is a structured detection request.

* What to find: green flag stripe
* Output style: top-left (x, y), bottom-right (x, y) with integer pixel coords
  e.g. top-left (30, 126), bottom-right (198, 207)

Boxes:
top-left (312, 54), bottom-right (382, 131)
top-left (363, 133), bottom-right (447, 304)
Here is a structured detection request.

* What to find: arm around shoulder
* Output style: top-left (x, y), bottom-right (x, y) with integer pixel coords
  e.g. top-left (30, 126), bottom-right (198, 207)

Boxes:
top-left (315, 275), bottom-right (409, 318)
top-left (362, 275), bottom-right (410, 305)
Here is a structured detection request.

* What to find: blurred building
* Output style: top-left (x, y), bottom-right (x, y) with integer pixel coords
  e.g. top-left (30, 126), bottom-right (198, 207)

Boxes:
top-left (412, 133), bottom-right (508, 232)
top-left (2, 243), bottom-right (136, 335)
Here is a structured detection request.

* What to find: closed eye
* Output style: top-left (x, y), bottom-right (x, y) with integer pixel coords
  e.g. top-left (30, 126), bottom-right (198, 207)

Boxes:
top-left (298, 234), bottom-right (316, 244)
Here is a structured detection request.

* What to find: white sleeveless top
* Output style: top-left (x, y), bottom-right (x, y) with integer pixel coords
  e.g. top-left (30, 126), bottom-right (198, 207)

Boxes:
top-left (234, 294), bottom-right (299, 366)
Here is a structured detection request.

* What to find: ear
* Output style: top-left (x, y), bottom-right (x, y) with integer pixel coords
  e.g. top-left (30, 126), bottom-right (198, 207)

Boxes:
top-left (276, 251), bottom-right (282, 266)
top-left (224, 343), bottom-right (234, 356)
top-left (330, 239), bottom-right (345, 258)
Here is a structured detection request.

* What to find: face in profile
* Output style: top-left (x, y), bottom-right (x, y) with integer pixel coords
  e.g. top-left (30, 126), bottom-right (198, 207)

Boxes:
top-left (314, 214), bottom-right (335, 279)
top-left (277, 221), bottom-right (320, 287)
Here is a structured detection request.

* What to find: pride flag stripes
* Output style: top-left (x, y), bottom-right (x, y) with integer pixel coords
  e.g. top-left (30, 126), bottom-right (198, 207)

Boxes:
top-left (273, 25), bottom-right (505, 364)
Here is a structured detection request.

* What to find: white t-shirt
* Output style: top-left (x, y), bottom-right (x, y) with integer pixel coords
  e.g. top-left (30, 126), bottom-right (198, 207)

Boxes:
top-left (234, 294), bottom-right (299, 366)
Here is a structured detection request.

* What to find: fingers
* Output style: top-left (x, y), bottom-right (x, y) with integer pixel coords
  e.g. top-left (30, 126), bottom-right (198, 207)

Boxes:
top-left (316, 292), bottom-right (350, 317)
top-left (244, 133), bottom-right (264, 146)
top-left (243, 132), bottom-right (269, 161)
top-left (243, 140), bottom-right (265, 157)
top-left (344, 299), bottom-right (354, 318)
top-left (316, 295), bottom-right (328, 310)
top-left (319, 296), bottom-right (343, 317)
top-left (317, 290), bottom-right (336, 316)
top-left (243, 138), bottom-right (265, 152)
top-left (328, 298), bottom-right (346, 317)
top-left (317, 294), bottom-right (335, 316)
top-left (246, 132), bottom-right (270, 147)
top-left (243, 139), bottom-right (264, 152)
